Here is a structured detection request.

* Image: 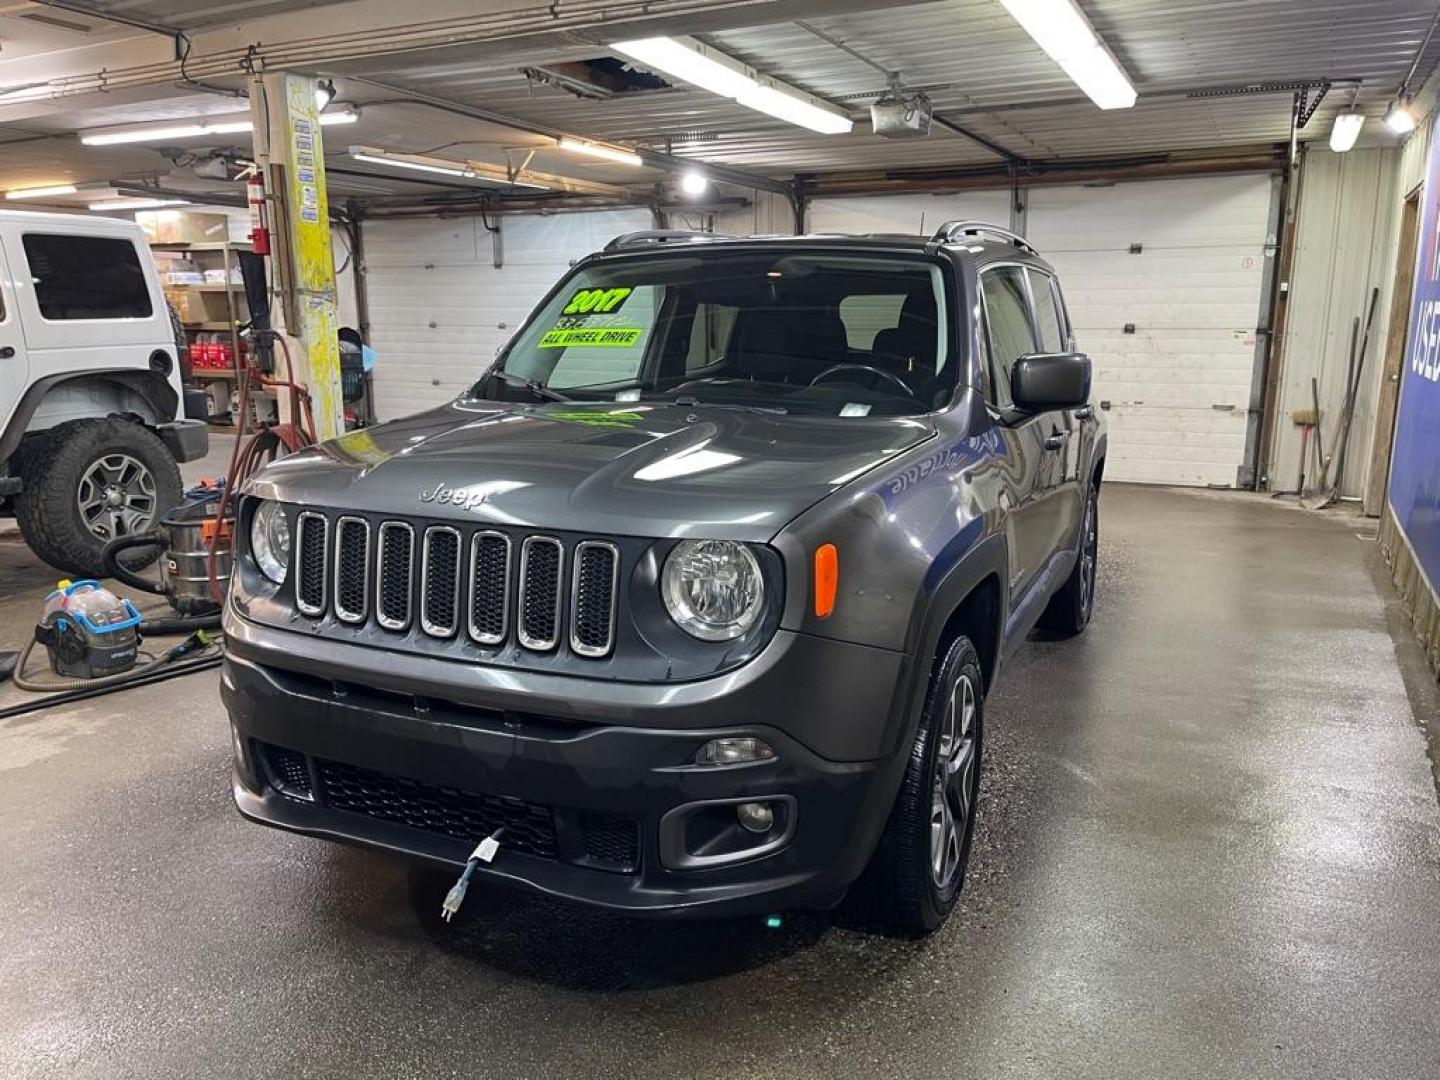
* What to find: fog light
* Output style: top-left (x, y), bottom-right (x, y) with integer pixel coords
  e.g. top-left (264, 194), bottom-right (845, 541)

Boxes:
top-left (695, 737), bottom-right (776, 766)
top-left (736, 801), bottom-right (774, 833)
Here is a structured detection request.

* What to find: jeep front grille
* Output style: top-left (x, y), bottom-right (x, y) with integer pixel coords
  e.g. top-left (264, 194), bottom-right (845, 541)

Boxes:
top-left (571, 541), bottom-right (619, 657)
top-left (420, 526), bottom-right (461, 638)
top-left (334, 517), bottom-right (370, 624)
top-left (467, 531), bottom-right (511, 645)
top-left (518, 536), bottom-right (563, 651)
top-left (295, 512), bottom-right (328, 616)
top-left (376, 522), bottom-right (414, 630)
top-left (289, 512), bottom-right (620, 660)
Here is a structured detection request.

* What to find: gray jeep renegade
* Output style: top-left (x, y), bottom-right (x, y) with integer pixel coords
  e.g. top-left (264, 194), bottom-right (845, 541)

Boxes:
top-left (224, 221), bottom-right (1105, 935)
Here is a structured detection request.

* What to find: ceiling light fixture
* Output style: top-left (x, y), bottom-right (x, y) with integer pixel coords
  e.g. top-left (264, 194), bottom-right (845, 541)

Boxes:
top-left (1329, 110), bottom-right (1366, 152)
top-left (349, 148), bottom-right (469, 177)
top-left (315, 79), bottom-right (337, 112)
top-left (557, 137), bottom-right (644, 166)
top-left (79, 108), bottom-right (357, 146)
top-left (1385, 98), bottom-right (1418, 135)
top-left (348, 146), bottom-right (553, 189)
top-left (680, 170), bottom-right (708, 196)
top-left (612, 35), bottom-right (853, 134)
top-left (997, 0), bottom-right (1137, 110)
top-left (613, 36), bottom-right (756, 99)
top-left (89, 197), bottom-right (190, 211)
top-left (6, 184), bottom-right (78, 200)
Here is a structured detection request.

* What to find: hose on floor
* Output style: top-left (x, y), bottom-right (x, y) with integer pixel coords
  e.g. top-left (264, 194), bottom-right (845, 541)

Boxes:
top-left (0, 634), bottom-right (223, 720)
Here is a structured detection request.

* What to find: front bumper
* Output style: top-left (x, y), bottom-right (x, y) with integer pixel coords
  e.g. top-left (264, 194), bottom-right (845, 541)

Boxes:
top-left (156, 419), bottom-right (209, 463)
top-left (222, 624), bottom-right (915, 918)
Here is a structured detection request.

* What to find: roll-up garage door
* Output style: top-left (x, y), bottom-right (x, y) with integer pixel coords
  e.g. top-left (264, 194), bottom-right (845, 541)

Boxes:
top-left (808, 192), bottom-right (1013, 237)
top-left (364, 208), bottom-right (651, 420)
top-left (1027, 174), bottom-right (1276, 487)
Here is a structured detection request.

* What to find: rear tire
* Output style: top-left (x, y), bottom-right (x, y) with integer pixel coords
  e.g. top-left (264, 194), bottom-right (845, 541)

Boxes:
top-left (849, 635), bottom-right (983, 937)
top-left (1039, 481), bottom-right (1099, 636)
top-left (15, 418), bottom-right (182, 577)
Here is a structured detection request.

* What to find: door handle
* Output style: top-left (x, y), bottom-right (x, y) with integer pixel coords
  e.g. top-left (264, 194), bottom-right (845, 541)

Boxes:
top-left (0, 346), bottom-right (13, 359)
top-left (1044, 432), bottom-right (1068, 451)
top-left (1073, 405), bottom-right (1093, 420)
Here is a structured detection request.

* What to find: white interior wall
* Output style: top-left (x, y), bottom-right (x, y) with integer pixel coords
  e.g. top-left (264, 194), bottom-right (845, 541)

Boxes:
top-left (1271, 146), bottom-right (1401, 498)
top-left (362, 208), bottom-right (651, 419)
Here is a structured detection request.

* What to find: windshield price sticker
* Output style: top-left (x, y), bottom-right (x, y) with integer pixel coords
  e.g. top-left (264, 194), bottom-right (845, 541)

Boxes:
top-left (563, 287), bottom-right (632, 315)
top-left (539, 327), bottom-right (644, 348)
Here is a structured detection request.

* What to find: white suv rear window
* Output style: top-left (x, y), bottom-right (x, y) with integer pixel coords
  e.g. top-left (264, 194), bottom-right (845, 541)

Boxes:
top-left (22, 233), bottom-right (153, 321)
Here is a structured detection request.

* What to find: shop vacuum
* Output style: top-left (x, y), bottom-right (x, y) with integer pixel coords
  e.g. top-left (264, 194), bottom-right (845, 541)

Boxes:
top-left (0, 491), bottom-right (230, 719)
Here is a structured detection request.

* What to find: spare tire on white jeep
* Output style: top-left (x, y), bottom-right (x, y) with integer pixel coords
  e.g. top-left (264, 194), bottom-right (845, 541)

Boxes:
top-left (14, 418), bottom-right (182, 577)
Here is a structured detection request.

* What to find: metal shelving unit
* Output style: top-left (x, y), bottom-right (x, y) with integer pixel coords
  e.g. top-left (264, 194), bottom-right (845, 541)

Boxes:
top-left (151, 239), bottom-right (252, 427)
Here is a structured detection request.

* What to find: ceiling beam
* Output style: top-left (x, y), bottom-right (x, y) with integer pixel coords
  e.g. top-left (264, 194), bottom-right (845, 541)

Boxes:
top-left (345, 76), bottom-right (795, 198)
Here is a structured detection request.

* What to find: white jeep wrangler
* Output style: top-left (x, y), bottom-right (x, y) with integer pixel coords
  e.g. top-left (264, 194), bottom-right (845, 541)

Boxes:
top-left (0, 210), bottom-right (208, 576)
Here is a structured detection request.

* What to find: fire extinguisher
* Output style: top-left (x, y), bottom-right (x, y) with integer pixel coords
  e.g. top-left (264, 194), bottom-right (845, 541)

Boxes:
top-left (246, 173), bottom-right (270, 255)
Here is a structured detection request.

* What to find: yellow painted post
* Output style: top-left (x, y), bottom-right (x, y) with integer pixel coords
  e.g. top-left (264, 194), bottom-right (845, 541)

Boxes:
top-left (261, 72), bottom-right (343, 441)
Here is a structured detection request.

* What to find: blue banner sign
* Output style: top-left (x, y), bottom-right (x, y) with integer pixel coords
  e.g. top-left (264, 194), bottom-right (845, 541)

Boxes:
top-left (1390, 110), bottom-right (1440, 591)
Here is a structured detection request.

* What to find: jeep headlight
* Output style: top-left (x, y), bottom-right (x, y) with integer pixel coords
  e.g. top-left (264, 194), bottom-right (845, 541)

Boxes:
top-left (250, 500), bottom-right (291, 584)
top-left (661, 539), bottom-right (764, 641)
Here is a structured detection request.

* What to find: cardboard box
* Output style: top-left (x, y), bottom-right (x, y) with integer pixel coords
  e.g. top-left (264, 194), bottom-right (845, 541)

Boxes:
top-left (138, 211), bottom-right (230, 245)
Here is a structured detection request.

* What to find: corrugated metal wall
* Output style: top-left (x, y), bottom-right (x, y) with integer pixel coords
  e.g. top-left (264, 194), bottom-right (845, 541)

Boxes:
top-left (1271, 147), bottom-right (1401, 499)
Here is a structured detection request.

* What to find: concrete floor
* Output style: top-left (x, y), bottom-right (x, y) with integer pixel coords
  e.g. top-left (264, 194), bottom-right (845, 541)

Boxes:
top-left (1, 483), bottom-right (1437, 1079)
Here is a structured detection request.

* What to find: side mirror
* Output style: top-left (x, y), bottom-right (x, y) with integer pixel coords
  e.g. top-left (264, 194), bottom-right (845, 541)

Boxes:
top-left (1011, 352), bottom-right (1091, 411)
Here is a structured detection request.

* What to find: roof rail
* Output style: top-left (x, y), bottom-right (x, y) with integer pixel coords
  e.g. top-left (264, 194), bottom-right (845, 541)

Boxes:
top-left (930, 220), bottom-right (1037, 254)
top-left (604, 229), bottom-right (730, 251)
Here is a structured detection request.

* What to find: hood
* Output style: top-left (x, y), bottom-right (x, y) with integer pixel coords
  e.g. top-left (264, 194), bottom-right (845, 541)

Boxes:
top-left (247, 399), bottom-right (936, 541)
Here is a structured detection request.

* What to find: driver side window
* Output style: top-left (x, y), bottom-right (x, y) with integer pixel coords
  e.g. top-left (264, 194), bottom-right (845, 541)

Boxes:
top-left (980, 267), bottom-right (1036, 410)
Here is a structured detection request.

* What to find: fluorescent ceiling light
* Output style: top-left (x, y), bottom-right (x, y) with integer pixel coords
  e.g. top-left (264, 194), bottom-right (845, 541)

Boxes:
top-left (349, 146), bottom-right (551, 189)
top-left (557, 137), bottom-right (644, 166)
top-left (80, 108), bottom-right (356, 146)
top-left (89, 197), bottom-right (190, 211)
top-left (1329, 111), bottom-right (1365, 153)
top-left (999, 0), bottom-right (1137, 110)
top-left (350, 149), bottom-right (468, 177)
top-left (613, 36), bottom-right (756, 99)
top-left (738, 82), bottom-right (852, 135)
top-left (1385, 100), bottom-right (1417, 135)
top-left (610, 34), bottom-right (854, 135)
top-left (6, 184), bottom-right (78, 200)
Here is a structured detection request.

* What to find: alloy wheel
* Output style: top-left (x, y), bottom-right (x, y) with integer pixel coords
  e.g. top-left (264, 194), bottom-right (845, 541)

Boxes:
top-left (930, 671), bottom-right (979, 889)
top-left (77, 453), bottom-right (158, 541)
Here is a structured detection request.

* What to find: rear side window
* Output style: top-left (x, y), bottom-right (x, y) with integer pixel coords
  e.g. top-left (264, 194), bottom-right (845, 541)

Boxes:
top-left (1028, 269), bottom-right (1065, 352)
top-left (980, 267), bottom-right (1036, 406)
top-left (22, 234), bottom-right (153, 321)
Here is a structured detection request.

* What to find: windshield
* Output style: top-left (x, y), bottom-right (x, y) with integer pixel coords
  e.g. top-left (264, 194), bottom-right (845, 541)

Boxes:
top-left (483, 250), bottom-right (953, 417)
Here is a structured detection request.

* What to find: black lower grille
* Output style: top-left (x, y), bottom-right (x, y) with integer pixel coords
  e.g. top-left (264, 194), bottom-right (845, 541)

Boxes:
top-left (579, 811), bottom-right (640, 871)
top-left (317, 757), bottom-right (559, 860)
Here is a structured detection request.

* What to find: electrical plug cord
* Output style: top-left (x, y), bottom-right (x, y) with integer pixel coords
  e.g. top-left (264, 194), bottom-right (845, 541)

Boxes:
top-left (441, 829), bottom-right (504, 922)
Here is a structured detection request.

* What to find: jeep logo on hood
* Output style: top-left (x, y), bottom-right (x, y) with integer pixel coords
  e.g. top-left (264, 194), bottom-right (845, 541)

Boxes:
top-left (419, 483), bottom-right (489, 512)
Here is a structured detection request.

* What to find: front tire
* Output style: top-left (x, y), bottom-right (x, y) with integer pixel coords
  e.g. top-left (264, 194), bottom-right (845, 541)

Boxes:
top-left (15, 418), bottom-right (182, 577)
top-left (851, 635), bottom-right (984, 936)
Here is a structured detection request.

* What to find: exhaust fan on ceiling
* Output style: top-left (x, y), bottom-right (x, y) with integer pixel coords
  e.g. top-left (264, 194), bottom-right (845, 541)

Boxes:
top-left (871, 91), bottom-right (933, 139)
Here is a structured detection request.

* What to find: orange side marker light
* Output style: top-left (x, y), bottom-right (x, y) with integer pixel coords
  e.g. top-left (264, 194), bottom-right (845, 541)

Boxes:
top-left (814, 543), bottom-right (839, 619)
